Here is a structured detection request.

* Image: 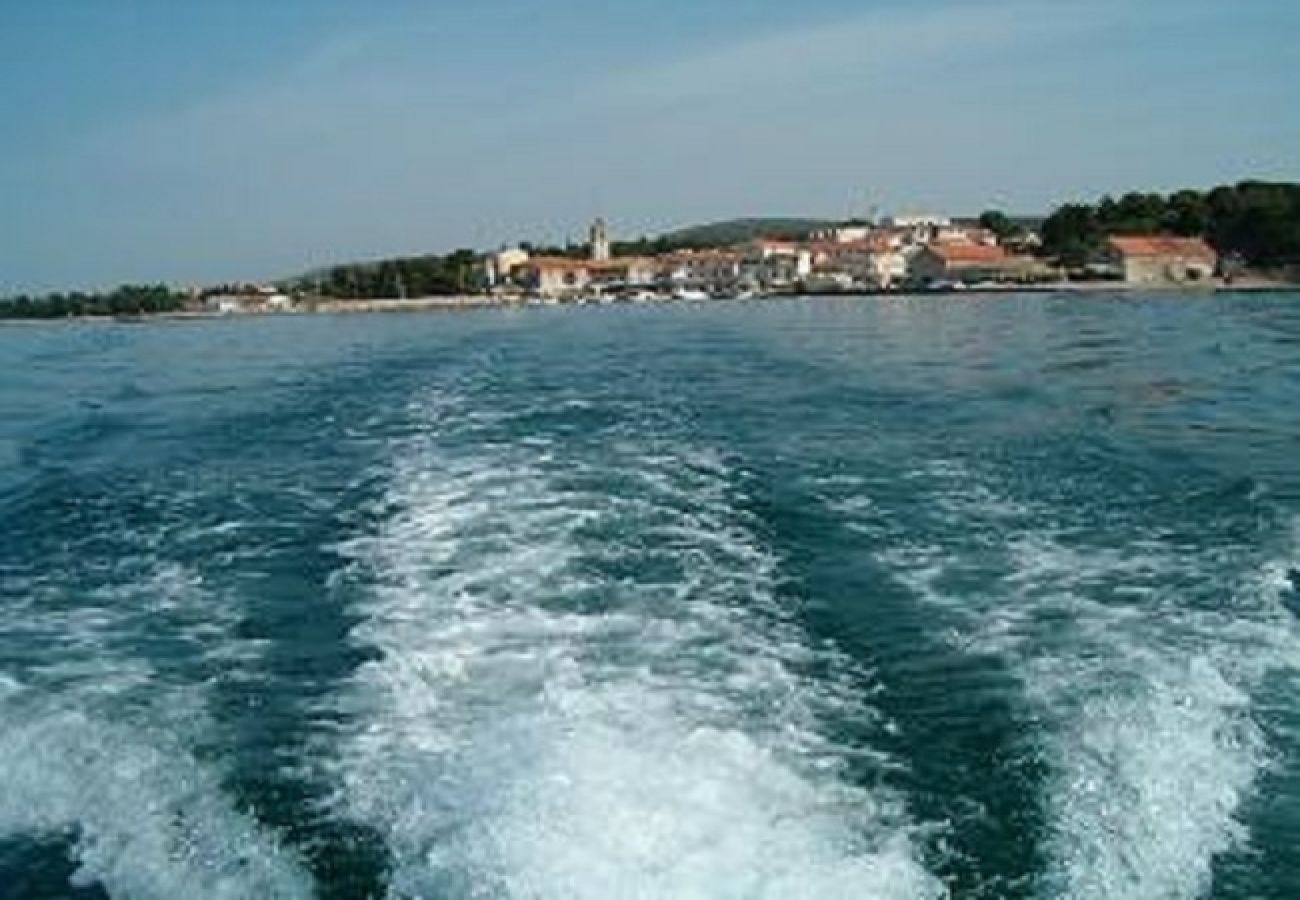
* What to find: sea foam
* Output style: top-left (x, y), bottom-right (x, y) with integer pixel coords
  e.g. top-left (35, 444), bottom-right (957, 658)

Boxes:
top-left (0, 690), bottom-right (311, 899)
top-left (0, 555), bottom-right (311, 898)
top-left (328, 393), bottom-right (944, 899)
top-left (873, 461), bottom-right (1300, 900)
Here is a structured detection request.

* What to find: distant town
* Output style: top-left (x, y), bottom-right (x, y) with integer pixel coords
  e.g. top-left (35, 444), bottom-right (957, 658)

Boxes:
top-left (2, 181), bottom-right (1298, 320)
top-left (471, 215), bottom-right (1220, 303)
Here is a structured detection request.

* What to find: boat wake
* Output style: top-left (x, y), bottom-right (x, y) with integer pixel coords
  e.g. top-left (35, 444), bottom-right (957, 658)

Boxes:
top-left (0, 681), bottom-right (309, 899)
top-left (0, 560), bottom-right (310, 899)
top-left (869, 461), bottom-right (1300, 900)
top-left (327, 392), bottom-right (944, 899)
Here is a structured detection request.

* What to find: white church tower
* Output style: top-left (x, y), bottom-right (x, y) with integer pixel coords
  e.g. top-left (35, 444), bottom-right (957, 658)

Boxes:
top-left (589, 217), bottom-right (611, 262)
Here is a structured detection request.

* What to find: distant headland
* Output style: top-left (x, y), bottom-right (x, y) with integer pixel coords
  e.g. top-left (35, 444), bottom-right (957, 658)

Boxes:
top-left (3, 181), bottom-right (1298, 321)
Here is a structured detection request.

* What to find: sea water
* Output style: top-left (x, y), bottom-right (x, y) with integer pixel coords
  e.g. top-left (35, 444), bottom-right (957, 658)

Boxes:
top-left (1, 293), bottom-right (1298, 899)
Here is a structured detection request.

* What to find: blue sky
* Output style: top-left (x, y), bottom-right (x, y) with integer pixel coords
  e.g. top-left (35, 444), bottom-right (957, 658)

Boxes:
top-left (1, 0), bottom-right (1297, 291)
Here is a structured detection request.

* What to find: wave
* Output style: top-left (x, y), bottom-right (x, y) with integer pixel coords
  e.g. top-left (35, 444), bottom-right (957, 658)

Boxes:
top-left (870, 462), bottom-right (1300, 900)
top-left (0, 681), bottom-right (310, 899)
top-left (0, 555), bottom-right (311, 898)
top-left (327, 393), bottom-right (944, 899)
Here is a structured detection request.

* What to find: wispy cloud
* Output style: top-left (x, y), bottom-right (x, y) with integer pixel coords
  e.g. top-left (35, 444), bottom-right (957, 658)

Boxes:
top-left (584, 2), bottom-right (1096, 111)
top-left (5, 0), bottom-right (1294, 289)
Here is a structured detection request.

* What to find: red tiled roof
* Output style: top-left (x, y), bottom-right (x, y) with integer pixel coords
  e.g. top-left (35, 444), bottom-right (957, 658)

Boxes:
top-left (1108, 236), bottom-right (1216, 260)
top-left (809, 239), bottom-right (874, 251)
top-left (662, 250), bottom-right (742, 263)
top-left (523, 256), bottom-right (589, 271)
top-left (588, 257), bottom-right (656, 271)
top-left (523, 256), bottom-right (654, 272)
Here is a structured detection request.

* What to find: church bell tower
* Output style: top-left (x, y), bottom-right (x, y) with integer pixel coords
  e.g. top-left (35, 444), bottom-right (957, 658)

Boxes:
top-left (589, 218), bottom-right (611, 262)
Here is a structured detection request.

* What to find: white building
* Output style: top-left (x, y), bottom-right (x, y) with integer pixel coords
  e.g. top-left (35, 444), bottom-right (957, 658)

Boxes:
top-left (204, 295), bottom-right (246, 314)
top-left (484, 247), bottom-right (530, 287)
top-left (885, 214), bottom-right (952, 230)
top-left (809, 225), bottom-right (873, 244)
top-left (867, 249), bottom-right (909, 288)
top-left (736, 240), bottom-right (812, 289)
top-left (659, 250), bottom-right (742, 291)
top-left (805, 238), bottom-right (909, 289)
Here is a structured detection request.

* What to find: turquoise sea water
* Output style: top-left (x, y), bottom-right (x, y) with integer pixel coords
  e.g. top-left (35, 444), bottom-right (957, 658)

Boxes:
top-left (1, 293), bottom-right (1298, 899)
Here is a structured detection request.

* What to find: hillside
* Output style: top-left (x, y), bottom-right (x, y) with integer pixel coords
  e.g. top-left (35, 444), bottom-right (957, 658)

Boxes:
top-left (661, 217), bottom-right (836, 248)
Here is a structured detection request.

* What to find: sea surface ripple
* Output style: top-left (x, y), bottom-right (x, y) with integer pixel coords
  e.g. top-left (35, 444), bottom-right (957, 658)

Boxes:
top-left (1, 293), bottom-right (1298, 899)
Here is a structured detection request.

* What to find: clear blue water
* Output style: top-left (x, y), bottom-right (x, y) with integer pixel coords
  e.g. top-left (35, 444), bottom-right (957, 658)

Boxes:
top-left (1, 293), bottom-right (1298, 899)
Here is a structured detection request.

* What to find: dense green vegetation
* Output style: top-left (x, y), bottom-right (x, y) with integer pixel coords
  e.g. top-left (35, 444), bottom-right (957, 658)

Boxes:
top-left (0, 284), bottom-right (185, 319)
top-left (293, 249), bottom-right (480, 299)
top-left (977, 210), bottom-right (1028, 243)
top-left (1039, 181), bottom-right (1300, 267)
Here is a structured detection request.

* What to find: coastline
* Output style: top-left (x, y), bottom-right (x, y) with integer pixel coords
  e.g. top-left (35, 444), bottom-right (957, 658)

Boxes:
top-left (3, 281), bottom-right (1298, 327)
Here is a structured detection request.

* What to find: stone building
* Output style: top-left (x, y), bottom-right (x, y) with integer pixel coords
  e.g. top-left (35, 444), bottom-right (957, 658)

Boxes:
top-left (908, 244), bottom-right (1041, 286)
top-left (515, 255), bottom-right (656, 299)
top-left (516, 257), bottom-right (591, 297)
top-left (1103, 237), bottom-right (1218, 285)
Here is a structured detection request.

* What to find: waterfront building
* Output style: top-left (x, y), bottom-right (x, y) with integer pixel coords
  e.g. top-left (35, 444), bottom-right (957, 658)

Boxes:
top-left (588, 257), bottom-right (657, 291)
top-left (483, 247), bottom-right (530, 288)
top-left (659, 250), bottom-right (743, 292)
top-left (1103, 236), bottom-right (1218, 285)
top-left (867, 248), bottom-right (909, 289)
top-left (806, 242), bottom-right (860, 277)
top-left (908, 244), bottom-right (1041, 286)
top-left (204, 295), bottom-right (246, 314)
top-left (805, 268), bottom-right (856, 292)
top-left (804, 237), bottom-right (910, 290)
top-left (516, 257), bottom-right (592, 297)
top-left (509, 220), bottom-right (655, 298)
top-left (515, 254), bottom-right (656, 298)
top-left (739, 239), bottom-right (813, 289)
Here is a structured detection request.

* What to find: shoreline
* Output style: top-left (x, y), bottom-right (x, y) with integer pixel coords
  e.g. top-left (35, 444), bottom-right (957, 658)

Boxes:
top-left (2, 281), bottom-right (1298, 327)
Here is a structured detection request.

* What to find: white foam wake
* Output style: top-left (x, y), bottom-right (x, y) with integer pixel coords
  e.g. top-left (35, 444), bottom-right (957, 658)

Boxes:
top-left (329, 396), bottom-right (944, 899)
top-left (0, 559), bottom-right (312, 898)
top-left (875, 463), bottom-right (1300, 900)
top-left (0, 683), bottom-right (310, 899)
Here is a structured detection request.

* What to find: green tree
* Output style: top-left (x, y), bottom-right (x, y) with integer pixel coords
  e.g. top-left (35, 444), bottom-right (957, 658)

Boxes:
top-left (1040, 203), bottom-right (1104, 266)
top-left (1038, 181), bottom-right (1300, 268)
top-left (978, 210), bottom-right (1024, 242)
top-left (0, 284), bottom-right (184, 319)
top-left (1164, 190), bottom-right (1209, 236)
